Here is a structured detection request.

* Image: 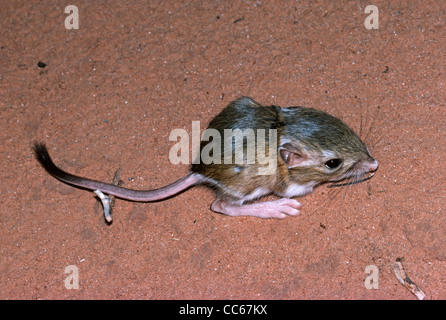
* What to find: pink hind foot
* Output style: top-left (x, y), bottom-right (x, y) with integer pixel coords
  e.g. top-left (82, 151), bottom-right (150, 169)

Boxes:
top-left (211, 198), bottom-right (302, 219)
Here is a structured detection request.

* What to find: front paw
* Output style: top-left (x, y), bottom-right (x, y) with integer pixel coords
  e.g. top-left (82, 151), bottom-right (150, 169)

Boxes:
top-left (261, 198), bottom-right (302, 219)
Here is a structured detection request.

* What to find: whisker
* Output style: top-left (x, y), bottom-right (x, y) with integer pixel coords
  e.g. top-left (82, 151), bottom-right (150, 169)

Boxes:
top-left (328, 182), bottom-right (344, 200)
top-left (327, 172), bottom-right (375, 188)
top-left (368, 131), bottom-right (385, 149)
top-left (362, 108), bottom-right (376, 146)
top-left (359, 100), bottom-right (365, 140)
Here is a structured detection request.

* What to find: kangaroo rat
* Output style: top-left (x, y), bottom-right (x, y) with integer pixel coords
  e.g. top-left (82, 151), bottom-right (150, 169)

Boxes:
top-left (34, 97), bottom-right (378, 219)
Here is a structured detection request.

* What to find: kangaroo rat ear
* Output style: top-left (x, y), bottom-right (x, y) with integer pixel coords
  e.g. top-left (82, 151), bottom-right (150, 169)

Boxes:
top-left (279, 144), bottom-right (307, 168)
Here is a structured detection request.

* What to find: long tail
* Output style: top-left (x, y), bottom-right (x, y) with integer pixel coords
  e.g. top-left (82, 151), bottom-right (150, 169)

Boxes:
top-left (33, 142), bottom-right (201, 202)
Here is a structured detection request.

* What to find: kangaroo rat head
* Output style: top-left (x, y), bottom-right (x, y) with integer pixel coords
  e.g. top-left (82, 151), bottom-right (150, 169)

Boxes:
top-left (278, 106), bottom-right (378, 188)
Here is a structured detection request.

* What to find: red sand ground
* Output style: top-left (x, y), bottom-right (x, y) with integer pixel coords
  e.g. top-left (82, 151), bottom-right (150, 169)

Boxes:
top-left (1, 0), bottom-right (444, 299)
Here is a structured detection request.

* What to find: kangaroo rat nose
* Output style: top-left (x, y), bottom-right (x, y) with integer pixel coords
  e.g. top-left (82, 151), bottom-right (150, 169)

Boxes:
top-left (369, 160), bottom-right (379, 172)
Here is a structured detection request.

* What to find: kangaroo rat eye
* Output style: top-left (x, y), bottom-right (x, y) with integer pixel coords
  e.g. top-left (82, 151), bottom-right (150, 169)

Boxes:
top-left (325, 159), bottom-right (342, 169)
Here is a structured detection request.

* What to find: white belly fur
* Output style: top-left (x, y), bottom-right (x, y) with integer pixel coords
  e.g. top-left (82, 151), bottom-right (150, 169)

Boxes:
top-left (276, 182), bottom-right (317, 198)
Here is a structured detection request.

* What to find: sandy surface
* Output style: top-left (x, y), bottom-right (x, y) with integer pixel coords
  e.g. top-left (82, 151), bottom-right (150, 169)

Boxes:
top-left (1, 0), bottom-right (444, 299)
